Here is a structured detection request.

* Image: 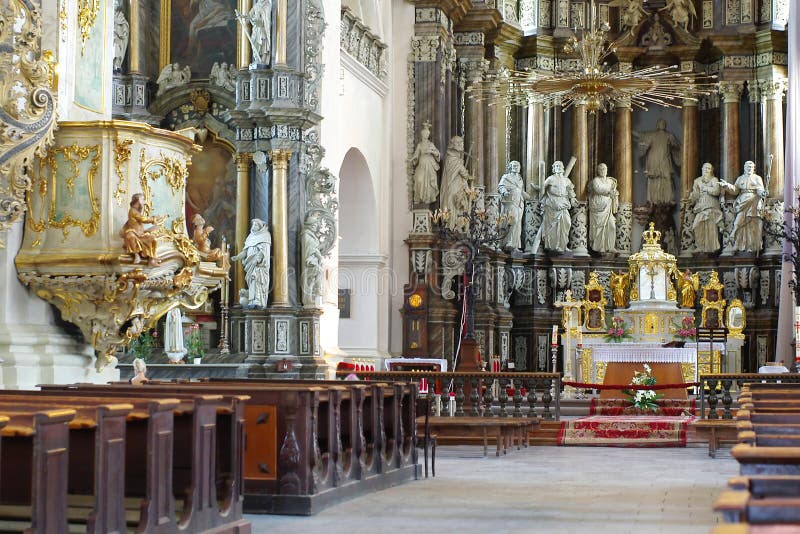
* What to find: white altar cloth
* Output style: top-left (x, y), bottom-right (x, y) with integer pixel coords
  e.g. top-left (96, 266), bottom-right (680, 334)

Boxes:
top-left (591, 344), bottom-right (696, 363)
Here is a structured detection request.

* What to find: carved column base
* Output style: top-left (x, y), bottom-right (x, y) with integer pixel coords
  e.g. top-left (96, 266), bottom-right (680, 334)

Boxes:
top-left (568, 202), bottom-right (589, 257)
top-left (678, 199), bottom-right (695, 257)
top-left (615, 202), bottom-right (633, 256)
top-left (763, 199), bottom-right (785, 257)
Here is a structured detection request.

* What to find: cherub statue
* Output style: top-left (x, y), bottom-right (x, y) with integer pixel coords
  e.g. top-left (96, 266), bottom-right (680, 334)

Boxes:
top-left (610, 271), bottom-right (630, 308)
top-left (661, 0), bottom-right (696, 30)
top-left (120, 193), bottom-right (165, 266)
top-left (675, 269), bottom-right (699, 308)
top-left (192, 213), bottom-right (223, 262)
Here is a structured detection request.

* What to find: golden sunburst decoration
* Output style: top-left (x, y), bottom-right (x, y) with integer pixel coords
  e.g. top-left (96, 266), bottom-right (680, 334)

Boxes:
top-left (466, 1), bottom-right (716, 113)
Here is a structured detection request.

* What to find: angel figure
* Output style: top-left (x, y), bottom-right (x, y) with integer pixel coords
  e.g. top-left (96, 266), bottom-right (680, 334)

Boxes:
top-left (120, 193), bottom-right (166, 266)
top-left (609, 0), bottom-right (647, 31)
top-left (661, 0), bottom-right (696, 30)
top-left (675, 269), bottom-right (699, 308)
top-left (192, 213), bottom-right (223, 262)
top-left (610, 271), bottom-right (630, 308)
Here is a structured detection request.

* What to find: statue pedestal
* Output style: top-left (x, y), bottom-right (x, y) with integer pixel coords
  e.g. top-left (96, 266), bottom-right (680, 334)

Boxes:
top-left (455, 338), bottom-right (483, 371)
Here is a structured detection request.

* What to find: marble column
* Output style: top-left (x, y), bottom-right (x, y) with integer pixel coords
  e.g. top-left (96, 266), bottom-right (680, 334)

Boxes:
top-left (275, 0), bottom-right (288, 66)
top-left (613, 98), bottom-right (633, 255)
top-left (269, 149), bottom-right (292, 307)
top-left (720, 81), bottom-right (744, 183)
top-left (463, 58), bottom-right (486, 187)
top-left (237, 0), bottom-right (253, 68)
top-left (484, 93), bottom-right (499, 191)
top-left (761, 79), bottom-right (787, 198)
top-left (680, 97), bottom-right (699, 256)
top-left (129, 0), bottom-right (140, 73)
top-left (235, 153), bottom-right (252, 298)
top-left (572, 101), bottom-right (589, 200)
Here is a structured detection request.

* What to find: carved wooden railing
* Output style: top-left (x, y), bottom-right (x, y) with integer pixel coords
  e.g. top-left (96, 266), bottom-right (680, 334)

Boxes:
top-left (336, 371), bottom-right (561, 420)
top-left (699, 373), bottom-right (800, 420)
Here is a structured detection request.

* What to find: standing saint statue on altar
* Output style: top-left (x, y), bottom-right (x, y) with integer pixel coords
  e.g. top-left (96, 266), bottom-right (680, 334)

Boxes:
top-left (689, 163), bottom-right (725, 253)
top-left (633, 119), bottom-right (681, 205)
top-left (587, 163), bottom-right (618, 253)
top-left (410, 121), bottom-right (440, 205)
top-left (232, 219), bottom-right (271, 308)
top-left (439, 136), bottom-right (472, 218)
top-left (674, 269), bottom-right (699, 308)
top-left (541, 161), bottom-right (578, 253)
top-left (720, 160), bottom-right (766, 253)
top-left (497, 160), bottom-right (529, 250)
top-left (610, 271), bottom-right (630, 308)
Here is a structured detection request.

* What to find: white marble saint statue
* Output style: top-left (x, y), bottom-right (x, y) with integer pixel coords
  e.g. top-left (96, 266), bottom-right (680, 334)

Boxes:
top-left (609, 0), bottom-right (647, 30)
top-left (113, 0), bottom-right (130, 73)
top-left (439, 136), bottom-right (472, 217)
top-left (633, 119), bottom-right (680, 204)
top-left (156, 63), bottom-right (191, 96)
top-left (301, 216), bottom-right (324, 307)
top-left (410, 121), bottom-right (440, 205)
top-left (689, 162), bottom-right (725, 253)
top-left (587, 163), bottom-right (618, 253)
top-left (720, 160), bottom-right (766, 253)
top-left (661, 0), bottom-right (696, 30)
top-left (498, 160), bottom-right (530, 250)
top-left (164, 307), bottom-right (186, 357)
top-left (541, 161), bottom-right (578, 253)
top-left (231, 218), bottom-right (271, 307)
top-left (236, 0), bottom-right (272, 64)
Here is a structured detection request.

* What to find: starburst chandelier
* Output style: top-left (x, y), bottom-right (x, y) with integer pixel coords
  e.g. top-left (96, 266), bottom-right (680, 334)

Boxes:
top-left (466, 1), bottom-right (716, 113)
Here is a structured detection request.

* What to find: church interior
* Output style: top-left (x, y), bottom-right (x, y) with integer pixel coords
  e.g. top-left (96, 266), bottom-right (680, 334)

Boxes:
top-left (0, 0), bottom-right (798, 531)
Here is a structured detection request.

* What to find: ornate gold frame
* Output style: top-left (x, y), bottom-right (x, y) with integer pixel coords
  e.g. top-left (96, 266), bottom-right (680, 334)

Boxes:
top-left (582, 271), bottom-right (607, 332)
top-left (726, 298), bottom-right (746, 339)
top-left (700, 271), bottom-right (726, 330)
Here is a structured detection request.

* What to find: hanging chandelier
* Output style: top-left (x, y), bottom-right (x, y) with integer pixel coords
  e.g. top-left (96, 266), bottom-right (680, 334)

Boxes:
top-left (466, 2), bottom-right (716, 113)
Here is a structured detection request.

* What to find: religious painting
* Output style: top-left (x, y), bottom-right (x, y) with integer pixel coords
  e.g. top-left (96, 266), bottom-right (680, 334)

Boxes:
top-left (163, 0), bottom-right (237, 78)
top-left (74, 0), bottom-right (107, 112)
top-left (185, 136), bottom-right (236, 248)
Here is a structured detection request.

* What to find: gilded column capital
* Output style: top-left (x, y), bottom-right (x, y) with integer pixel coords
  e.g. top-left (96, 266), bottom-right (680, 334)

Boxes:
top-left (614, 96), bottom-right (632, 109)
top-left (269, 149), bottom-right (293, 168)
top-left (719, 81), bottom-right (744, 104)
top-left (235, 152), bottom-right (253, 167)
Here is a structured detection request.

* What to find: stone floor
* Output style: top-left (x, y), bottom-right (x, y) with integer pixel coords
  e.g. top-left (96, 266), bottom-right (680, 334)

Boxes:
top-left (245, 445), bottom-right (738, 534)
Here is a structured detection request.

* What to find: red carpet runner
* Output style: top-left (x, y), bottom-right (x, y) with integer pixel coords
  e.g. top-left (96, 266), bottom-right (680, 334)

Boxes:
top-left (589, 398), bottom-right (697, 416)
top-left (558, 415), bottom-right (696, 447)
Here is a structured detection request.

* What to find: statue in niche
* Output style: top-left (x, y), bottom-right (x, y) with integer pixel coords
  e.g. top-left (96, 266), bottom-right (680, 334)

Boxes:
top-left (610, 271), bottom-right (630, 308)
top-left (609, 0), bottom-right (647, 31)
top-left (675, 269), bottom-right (699, 308)
top-left (192, 213), bottom-right (223, 262)
top-left (439, 136), bottom-right (472, 218)
top-left (633, 119), bottom-right (680, 205)
top-left (661, 0), bottom-right (696, 30)
top-left (120, 193), bottom-right (165, 266)
top-left (587, 163), bottom-right (618, 253)
top-left (410, 121), bottom-right (440, 205)
top-left (113, 0), bottom-right (129, 73)
top-left (498, 160), bottom-right (529, 250)
top-left (720, 160), bottom-right (766, 253)
top-left (236, 0), bottom-right (272, 65)
top-left (301, 215), bottom-right (324, 307)
top-left (156, 63), bottom-right (191, 96)
top-left (541, 161), bottom-right (578, 253)
top-left (689, 162), bottom-right (725, 253)
top-left (232, 218), bottom-right (271, 308)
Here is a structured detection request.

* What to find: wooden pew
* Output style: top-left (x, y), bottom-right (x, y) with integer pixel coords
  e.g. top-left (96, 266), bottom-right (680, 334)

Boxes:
top-left (49, 380), bottom-right (419, 516)
top-left (0, 408), bottom-right (76, 533)
top-left (19, 389), bottom-right (251, 533)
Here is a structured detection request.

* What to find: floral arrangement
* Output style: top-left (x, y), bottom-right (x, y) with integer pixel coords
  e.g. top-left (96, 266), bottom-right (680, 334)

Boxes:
top-left (184, 323), bottom-right (205, 359)
top-left (622, 364), bottom-right (663, 412)
top-left (673, 315), bottom-right (698, 341)
top-left (604, 316), bottom-right (632, 343)
top-left (128, 330), bottom-right (157, 361)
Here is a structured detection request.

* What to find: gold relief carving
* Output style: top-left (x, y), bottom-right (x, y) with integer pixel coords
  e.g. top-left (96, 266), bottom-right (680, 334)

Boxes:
top-left (189, 89), bottom-right (211, 115)
top-left (173, 267), bottom-right (193, 289)
top-left (0, 0), bottom-right (58, 247)
top-left (581, 348), bottom-right (593, 383)
top-left (42, 50), bottom-right (57, 90)
top-left (644, 313), bottom-right (658, 334)
top-left (139, 149), bottom-right (190, 204)
top-left (700, 271), bottom-right (726, 330)
top-left (113, 138), bottom-right (134, 206)
top-left (60, 2), bottom-right (68, 33)
top-left (680, 362), bottom-right (695, 384)
top-left (595, 361), bottom-right (607, 384)
top-left (77, 0), bottom-right (100, 54)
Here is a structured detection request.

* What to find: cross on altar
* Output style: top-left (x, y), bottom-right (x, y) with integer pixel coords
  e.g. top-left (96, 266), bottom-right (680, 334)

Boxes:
top-left (555, 290), bottom-right (583, 399)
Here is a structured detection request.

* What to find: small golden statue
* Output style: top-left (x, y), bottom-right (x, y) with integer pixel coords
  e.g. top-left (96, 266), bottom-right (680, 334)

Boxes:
top-left (120, 193), bottom-right (165, 266)
top-left (191, 213), bottom-right (223, 262)
top-left (610, 271), bottom-right (630, 308)
top-left (675, 269), bottom-right (700, 308)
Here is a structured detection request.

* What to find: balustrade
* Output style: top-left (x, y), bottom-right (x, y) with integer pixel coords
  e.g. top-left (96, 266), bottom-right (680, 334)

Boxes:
top-left (699, 373), bottom-right (800, 419)
top-left (336, 371), bottom-right (561, 420)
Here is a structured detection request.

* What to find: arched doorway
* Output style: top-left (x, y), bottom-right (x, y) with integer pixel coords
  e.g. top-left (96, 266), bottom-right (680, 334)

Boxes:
top-left (335, 148), bottom-right (383, 365)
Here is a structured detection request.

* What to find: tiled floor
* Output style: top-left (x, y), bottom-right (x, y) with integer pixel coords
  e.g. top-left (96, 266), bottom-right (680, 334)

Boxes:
top-left (245, 445), bottom-right (737, 534)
